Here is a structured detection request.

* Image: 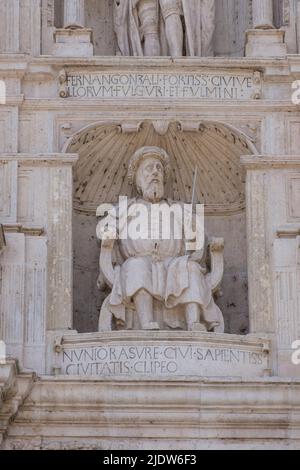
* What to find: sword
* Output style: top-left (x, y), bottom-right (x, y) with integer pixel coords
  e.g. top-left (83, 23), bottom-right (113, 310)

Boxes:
top-left (185, 166), bottom-right (198, 255)
top-left (191, 165), bottom-right (198, 210)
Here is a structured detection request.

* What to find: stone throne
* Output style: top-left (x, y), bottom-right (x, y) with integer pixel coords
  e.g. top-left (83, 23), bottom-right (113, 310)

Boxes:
top-left (98, 234), bottom-right (225, 332)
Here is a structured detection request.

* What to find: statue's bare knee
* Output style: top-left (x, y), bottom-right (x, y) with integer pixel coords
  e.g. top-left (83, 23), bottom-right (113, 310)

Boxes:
top-left (133, 289), bottom-right (159, 330)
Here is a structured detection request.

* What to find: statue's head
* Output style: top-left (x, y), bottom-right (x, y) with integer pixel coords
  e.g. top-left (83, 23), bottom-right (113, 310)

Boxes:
top-left (128, 146), bottom-right (171, 202)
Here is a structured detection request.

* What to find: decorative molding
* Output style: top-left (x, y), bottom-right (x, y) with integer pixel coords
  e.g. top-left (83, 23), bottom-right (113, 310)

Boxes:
top-left (276, 224), bottom-right (300, 238)
top-left (3, 376), bottom-right (300, 449)
top-left (3, 225), bottom-right (44, 236)
top-left (0, 154), bottom-right (78, 165)
top-left (241, 155), bottom-right (300, 169)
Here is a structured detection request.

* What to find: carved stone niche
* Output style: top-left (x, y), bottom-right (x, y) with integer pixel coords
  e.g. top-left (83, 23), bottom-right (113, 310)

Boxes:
top-left (65, 120), bottom-right (256, 335)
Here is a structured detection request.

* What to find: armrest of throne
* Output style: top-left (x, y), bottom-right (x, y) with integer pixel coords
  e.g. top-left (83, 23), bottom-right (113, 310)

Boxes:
top-left (206, 237), bottom-right (224, 293)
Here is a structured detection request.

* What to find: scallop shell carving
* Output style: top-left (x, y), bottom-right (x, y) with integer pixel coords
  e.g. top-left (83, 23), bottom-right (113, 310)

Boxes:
top-left (68, 121), bottom-right (253, 215)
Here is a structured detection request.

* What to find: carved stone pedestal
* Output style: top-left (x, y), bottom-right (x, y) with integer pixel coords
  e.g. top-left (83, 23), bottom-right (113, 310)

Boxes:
top-left (53, 28), bottom-right (93, 57)
top-left (51, 331), bottom-right (271, 379)
top-left (245, 30), bottom-right (287, 57)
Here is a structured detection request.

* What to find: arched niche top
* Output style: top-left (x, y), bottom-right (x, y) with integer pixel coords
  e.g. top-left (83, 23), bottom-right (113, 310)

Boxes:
top-left (65, 120), bottom-right (258, 216)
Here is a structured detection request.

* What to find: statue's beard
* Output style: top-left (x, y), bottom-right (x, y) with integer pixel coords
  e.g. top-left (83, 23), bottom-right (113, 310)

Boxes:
top-left (142, 182), bottom-right (164, 202)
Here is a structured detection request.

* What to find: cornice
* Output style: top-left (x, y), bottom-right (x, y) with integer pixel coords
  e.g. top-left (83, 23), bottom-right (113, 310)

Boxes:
top-left (241, 155), bottom-right (300, 169)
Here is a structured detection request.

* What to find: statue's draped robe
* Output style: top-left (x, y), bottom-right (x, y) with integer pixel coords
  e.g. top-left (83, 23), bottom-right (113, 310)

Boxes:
top-left (113, 0), bottom-right (215, 57)
top-left (101, 199), bottom-right (217, 329)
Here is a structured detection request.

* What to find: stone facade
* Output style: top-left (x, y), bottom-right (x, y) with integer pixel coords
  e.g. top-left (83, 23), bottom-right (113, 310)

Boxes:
top-left (0, 0), bottom-right (300, 450)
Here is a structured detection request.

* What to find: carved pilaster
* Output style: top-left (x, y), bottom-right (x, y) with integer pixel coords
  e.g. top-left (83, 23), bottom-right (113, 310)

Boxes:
top-left (47, 167), bottom-right (73, 331)
top-left (0, 233), bottom-right (26, 362)
top-left (242, 155), bottom-right (300, 377)
top-left (0, 0), bottom-right (20, 53)
top-left (0, 161), bottom-right (17, 224)
top-left (45, 156), bottom-right (78, 331)
top-left (244, 169), bottom-right (274, 333)
top-left (23, 236), bottom-right (47, 373)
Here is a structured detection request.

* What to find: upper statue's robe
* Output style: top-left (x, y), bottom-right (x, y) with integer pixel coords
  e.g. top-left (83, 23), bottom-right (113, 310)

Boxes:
top-left (113, 0), bottom-right (215, 57)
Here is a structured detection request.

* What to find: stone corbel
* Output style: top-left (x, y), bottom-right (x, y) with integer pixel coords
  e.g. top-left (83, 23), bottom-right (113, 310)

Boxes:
top-left (120, 121), bottom-right (143, 134)
top-left (152, 121), bottom-right (170, 136)
top-left (178, 121), bottom-right (202, 133)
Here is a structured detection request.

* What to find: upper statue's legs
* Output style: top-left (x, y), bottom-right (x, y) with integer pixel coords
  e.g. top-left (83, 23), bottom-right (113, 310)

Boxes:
top-left (133, 289), bottom-right (160, 330)
top-left (138, 0), bottom-right (161, 56)
top-left (160, 0), bottom-right (183, 56)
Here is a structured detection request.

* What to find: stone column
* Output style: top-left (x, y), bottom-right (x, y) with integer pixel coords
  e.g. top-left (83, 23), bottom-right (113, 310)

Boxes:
top-left (252, 0), bottom-right (274, 29)
top-left (64, 0), bottom-right (85, 29)
top-left (0, 0), bottom-right (20, 53)
top-left (297, 0), bottom-right (300, 53)
top-left (241, 155), bottom-right (300, 377)
top-left (245, 0), bottom-right (286, 57)
top-left (53, 0), bottom-right (93, 57)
